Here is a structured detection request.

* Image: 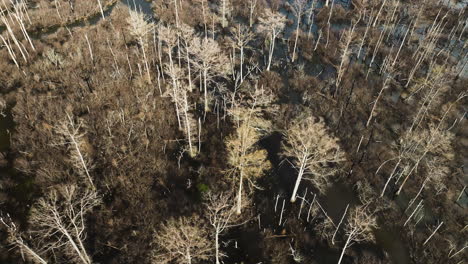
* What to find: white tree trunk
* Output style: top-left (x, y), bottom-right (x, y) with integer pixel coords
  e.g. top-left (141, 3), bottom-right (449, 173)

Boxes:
top-left (174, 0), bottom-right (179, 28)
top-left (240, 46), bottom-right (244, 82)
top-left (380, 159), bottom-right (400, 197)
top-left (222, 0), bottom-right (227, 28)
top-left (423, 222), bottom-right (443, 246)
top-left (236, 169), bottom-right (243, 214)
top-left (337, 229), bottom-right (355, 264)
top-left (67, 131), bottom-right (94, 189)
top-left (203, 67), bottom-right (208, 112)
top-left (215, 231), bottom-right (220, 264)
top-left (332, 204), bottom-right (349, 245)
top-left (62, 229), bottom-right (91, 264)
top-left (291, 154), bottom-right (307, 202)
top-left (267, 33), bottom-right (275, 71)
top-left (97, 0), bottom-right (105, 20)
top-left (292, 16), bottom-right (301, 62)
top-left (183, 99), bottom-right (193, 156)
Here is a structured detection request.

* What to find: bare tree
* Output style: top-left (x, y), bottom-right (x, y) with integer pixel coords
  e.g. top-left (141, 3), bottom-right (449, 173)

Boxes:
top-left (282, 114), bottom-right (345, 202)
top-left (190, 36), bottom-right (229, 112)
top-left (335, 13), bottom-right (361, 94)
top-left (153, 216), bottom-right (212, 264)
top-left (231, 24), bottom-right (254, 84)
top-left (159, 24), bottom-right (183, 128)
top-left (249, 0), bottom-right (258, 27)
top-left (54, 114), bottom-right (95, 189)
top-left (337, 205), bottom-right (377, 264)
top-left (127, 9), bottom-right (154, 84)
top-left (0, 216), bottom-right (48, 264)
top-left (29, 185), bottom-right (100, 264)
top-left (219, 0), bottom-right (232, 28)
top-left (204, 191), bottom-right (243, 264)
top-left (169, 78), bottom-right (198, 156)
top-left (257, 8), bottom-right (287, 71)
top-left (178, 23), bottom-right (195, 91)
top-left (289, 0), bottom-right (308, 62)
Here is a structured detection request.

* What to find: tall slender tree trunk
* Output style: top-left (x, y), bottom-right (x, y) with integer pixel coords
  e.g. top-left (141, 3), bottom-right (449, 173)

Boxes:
top-left (215, 231), bottom-right (220, 264)
top-left (381, 159), bottom-right (400, 197)
top-left (291, 154), bottom-right (307, 202)
top-left (222, 0), bottom-right (227, 28)
top-left (267, 32), bottom-right (275, 71)
top-left (201, 0), bottom-right (207, 39)
top-left (240, 45), bottom-right (244, 81)
top-left (140, 38), bottom-right (152, 84)
top-left (186, 248), bottom-right (191, 264)
top-left (338, 229), bottom-right (355, 264)
top-left (236, 169), bottom-right (243, 214)
top-left (186, 47), bottom-right (192, 91)
top-left (174, 0), bottom-right (179, 28)
top-left (183, 97), bottom-right (194, 155)
top-left (97, 0), bottom-right (105, 20)
top-left (292, 15), bottom-right (301, 62)
top-left (203, 66), bottom-right (208, 112)
top-left (168, 52), bottom-right (182, 129)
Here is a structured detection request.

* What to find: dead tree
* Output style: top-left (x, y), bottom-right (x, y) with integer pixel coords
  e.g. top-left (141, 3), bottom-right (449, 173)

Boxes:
top-left (178, 23), bottom-right (195, 91)
top-left (231, 24), bottom-right (254, 84)
top-left (366, 59), bottom-right (393, 127)
top-left (153, 216), bottom-right (212, 264)
top-left (29, 185), bottom-right (100, 264)
top-left (337, 205), bottom-right (377, 264)
top-left (127, 9), bottom-right (154, 84)
top-left (190, 37), bottom-right (229, 112)
top-left (55, 114), bottom-right (95, 189)
top-left (258, 8), bottom-right (287, 71)
top-left (219, 0), bottom-right (232, 28)
top-left (170, 78), bottom-right (197, 156)
top-left (204, 191), bottom-right (242, 264)
top-left (289, 0), bottom-right (308, 62)
top-left (249, 0), bottom-right (258, 27)
top-left (335, 14), bottom-right (361, 94)
top-left (159, 25), bottom-right (183, 127)
top-left (0, 216), bottom-right (48, 264)
top-left (282, 114), bottom-right (345, 202)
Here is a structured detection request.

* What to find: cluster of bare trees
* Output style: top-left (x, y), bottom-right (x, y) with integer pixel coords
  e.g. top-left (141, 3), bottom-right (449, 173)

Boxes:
top-left (0, 0), bottom-right (33, 68)
top-left (1, 184), bottom-right (100, 264)
top-left (0, 0), bottom-right (466, 263)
